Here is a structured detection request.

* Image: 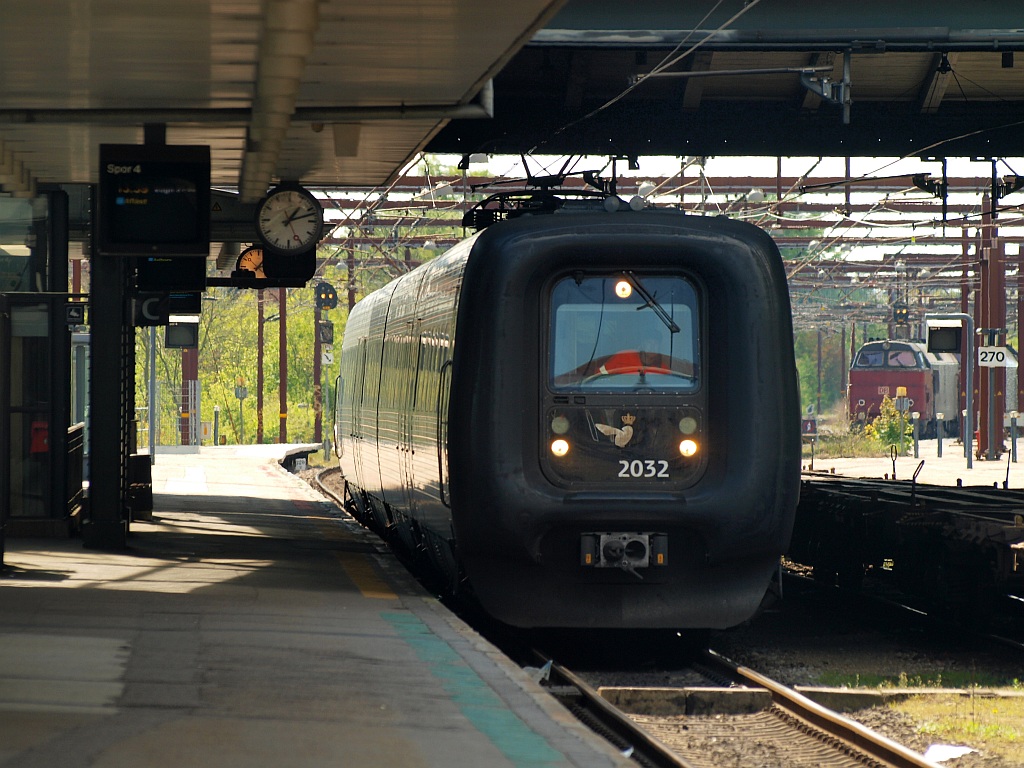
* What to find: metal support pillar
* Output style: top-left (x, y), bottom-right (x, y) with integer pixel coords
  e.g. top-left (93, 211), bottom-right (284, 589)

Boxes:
top-left (257, 289), bottom-right (265, 443)
top-left (313, 303), bottom-right (322, 443)
top-left (83, 252), bottom-right (129, 549)
top-left (149, 325), bottom-right (157, 461)
top-left (960, 227), bottom-right (971, 442)
top-left (975, 198), bottom-right (1006, 461)
top-left (180, 347), bottom-right (199, 444)
top-left (279, 287), bottom-right (287, 443)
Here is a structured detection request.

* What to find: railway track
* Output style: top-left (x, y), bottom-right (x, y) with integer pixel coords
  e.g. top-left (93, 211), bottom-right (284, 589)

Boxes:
top-left (313, 466), bottom-right (1019, 764)
top-left (311, 465), bottom-right (1020, 766)
top-left (790, 473), bottom-right (1024, 621)
top-left (537, 650), bottom-right (943, 768)
top-left (784, 563), bottom-right (1024, 654)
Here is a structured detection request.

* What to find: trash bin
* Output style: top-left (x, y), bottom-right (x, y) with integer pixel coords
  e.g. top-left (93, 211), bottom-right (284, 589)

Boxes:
top-left (127, 453), bottom-right (153, 521)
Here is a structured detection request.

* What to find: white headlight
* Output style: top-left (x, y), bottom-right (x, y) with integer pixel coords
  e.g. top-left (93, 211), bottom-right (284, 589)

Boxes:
top-left (679, 439), bottom-right (698, 457)
top-left (551, 439), bottom-right (570, 457)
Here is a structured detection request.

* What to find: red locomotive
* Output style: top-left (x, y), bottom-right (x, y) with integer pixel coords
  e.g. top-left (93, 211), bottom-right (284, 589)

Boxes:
top-left (848, 339), bottom-right (960, 437)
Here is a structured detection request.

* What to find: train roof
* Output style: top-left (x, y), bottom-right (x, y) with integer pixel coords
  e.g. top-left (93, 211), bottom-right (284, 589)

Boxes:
top-left (462, 189), bottom-right (656, 231)
top-left (852, 339), bottom-right (959, 369)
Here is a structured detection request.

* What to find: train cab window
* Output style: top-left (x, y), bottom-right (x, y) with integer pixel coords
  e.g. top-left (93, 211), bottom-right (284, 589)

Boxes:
top-left (855, 345), bottom-right (919, 368)
top-left (549, 274), bottom-right (699, 391)
top-left (887, 349), bottom-right (919, 367)
top-left (854, 349), bottom-right (885, 367)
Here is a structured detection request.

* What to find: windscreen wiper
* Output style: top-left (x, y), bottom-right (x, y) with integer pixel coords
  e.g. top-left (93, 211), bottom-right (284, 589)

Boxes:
top-left (626, 272), bottom-right (680, 333)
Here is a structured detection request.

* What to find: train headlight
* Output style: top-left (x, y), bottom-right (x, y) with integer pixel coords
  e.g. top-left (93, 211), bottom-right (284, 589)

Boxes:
top-left (679, 439), bottom-right (698, 457)
top-left (614, 280), bottom-right (632, 299)
top-left (678, 416), bottom-right (697, 434)
top-left (551, 415), bottom-right (570, 435)
top-left (551, 439), bottom-right (570, 457)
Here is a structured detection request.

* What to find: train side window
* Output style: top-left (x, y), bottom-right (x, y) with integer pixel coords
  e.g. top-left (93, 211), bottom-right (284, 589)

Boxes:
top-left (358, 340), bottom-right (368, 403)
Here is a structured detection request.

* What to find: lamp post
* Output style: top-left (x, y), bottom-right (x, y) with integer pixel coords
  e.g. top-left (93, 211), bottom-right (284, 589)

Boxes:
top-left (962, 409), bottom-right (968, 461)
top-left (234, 379), bottom-right (248, 444)
top-left (936, 412), bottom-right (944, 458)
top-left (895, 386), bottom-right (909, 455)
top-left (911, 411), bottom-right (920, 458)
top-left (1012, 411), bottom-right (1019, 463)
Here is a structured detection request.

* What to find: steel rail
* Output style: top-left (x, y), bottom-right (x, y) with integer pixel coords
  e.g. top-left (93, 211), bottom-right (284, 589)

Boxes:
top-left (704, 650), bottom-right (943, 768)
top-left (314, 466), bottom-right (948, 767)
top-left (537, 653), bottom-right (699, 768)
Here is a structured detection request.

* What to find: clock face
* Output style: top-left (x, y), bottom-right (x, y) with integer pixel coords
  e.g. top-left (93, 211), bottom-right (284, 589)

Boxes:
top-left (255, 187), bottom-right (324, 255)
top-left (236, 246), bottom-right (265, 278)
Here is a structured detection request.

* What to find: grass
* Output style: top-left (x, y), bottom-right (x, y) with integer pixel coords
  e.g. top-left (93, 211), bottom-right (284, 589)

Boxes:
top-left (801, 401), bottom-right (938, 460)
top-left (804, 430), bottom-right (884, 459)
top-left (818, 671), bottom-right (1022, 689)
top-left (816, 669), bottom-right (1024, 762)
top-left (894, 693), bottom-right (1024, 764)
top-left (303, 449), bottom-right (332, 469)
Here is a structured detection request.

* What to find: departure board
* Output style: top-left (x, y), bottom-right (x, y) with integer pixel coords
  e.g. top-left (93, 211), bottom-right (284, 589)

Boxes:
top-left (96, 144), bottom-right (210, 257)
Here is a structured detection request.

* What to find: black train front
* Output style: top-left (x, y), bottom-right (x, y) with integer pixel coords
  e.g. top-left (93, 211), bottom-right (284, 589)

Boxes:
top-left (335, 203), bottom-right (800, 629)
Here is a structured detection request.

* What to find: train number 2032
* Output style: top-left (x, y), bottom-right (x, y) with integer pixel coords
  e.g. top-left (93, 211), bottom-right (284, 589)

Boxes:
top-left (618, 459), bottom-right (670, 478)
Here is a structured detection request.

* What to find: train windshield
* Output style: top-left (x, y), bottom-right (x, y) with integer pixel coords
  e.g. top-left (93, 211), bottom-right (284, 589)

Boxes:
top-left (855, 345), bottom-right (921, 368)
top-left (549, 274), bottom-right (699, 391)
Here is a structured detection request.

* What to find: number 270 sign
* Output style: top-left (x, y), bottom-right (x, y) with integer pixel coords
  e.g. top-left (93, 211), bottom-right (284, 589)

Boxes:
top-left (978, 346), bottom-right (1018, 368)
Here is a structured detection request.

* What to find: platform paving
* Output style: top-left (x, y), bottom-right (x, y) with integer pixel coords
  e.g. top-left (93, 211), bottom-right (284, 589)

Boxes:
top-left (0, 445), bottom-right (628, 768)
top-left (805, 434), bottom-right (1024, 488)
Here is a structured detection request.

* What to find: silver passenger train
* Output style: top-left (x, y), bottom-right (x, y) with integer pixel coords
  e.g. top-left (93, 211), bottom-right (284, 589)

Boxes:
top-left (334, 194), bottom-right (800, 629)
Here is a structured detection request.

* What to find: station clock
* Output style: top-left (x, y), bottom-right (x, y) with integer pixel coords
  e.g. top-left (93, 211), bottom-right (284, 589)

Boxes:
top-left (234, 245), bottom-right (265, 278)
top-left (255, 183), bottom-right (324, 256)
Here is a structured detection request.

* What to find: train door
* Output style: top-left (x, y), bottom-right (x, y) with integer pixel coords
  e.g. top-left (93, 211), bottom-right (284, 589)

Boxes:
top-left (331, 373), bottom-right (343, 459)
top-left (437, 358), bottom-right (452, 508)
top-left (348, 339), bottom-right (368, 491)
top-left (399, 320), bottom-right (422, 512)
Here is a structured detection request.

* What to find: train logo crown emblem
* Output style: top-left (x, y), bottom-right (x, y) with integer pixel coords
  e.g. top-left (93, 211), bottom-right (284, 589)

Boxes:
top-left (595, 413), bottom-right (636, 448)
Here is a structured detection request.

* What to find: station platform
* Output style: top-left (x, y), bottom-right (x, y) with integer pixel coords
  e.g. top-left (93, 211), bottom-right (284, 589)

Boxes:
top-left (0, 445), bottom-right (628, 768)
top-left (807, 434), bottom-right (1024, 487)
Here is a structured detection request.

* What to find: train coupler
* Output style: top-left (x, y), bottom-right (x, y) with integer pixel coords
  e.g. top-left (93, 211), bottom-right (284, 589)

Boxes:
top-left (580, 532), bottom-right (668, 570)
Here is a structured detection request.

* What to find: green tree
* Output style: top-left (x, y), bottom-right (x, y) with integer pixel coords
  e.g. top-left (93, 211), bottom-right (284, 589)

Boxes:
top-left (793, 329), bottom-right (846, 415)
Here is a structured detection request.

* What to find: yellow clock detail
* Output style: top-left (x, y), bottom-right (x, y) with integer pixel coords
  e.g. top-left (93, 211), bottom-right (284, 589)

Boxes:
top-left (235, 245), bottom-right (265, 278)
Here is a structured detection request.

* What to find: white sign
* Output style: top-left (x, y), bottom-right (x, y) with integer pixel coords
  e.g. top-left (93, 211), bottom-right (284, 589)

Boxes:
top-left (978, 346), bottom-right (1018, 368)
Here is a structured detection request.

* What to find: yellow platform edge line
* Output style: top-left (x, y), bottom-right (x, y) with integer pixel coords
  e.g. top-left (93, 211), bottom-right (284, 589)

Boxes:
top-left (335, 552), bottom-right (398, 600)
top-left (312, 517), bottom-right (397, 599)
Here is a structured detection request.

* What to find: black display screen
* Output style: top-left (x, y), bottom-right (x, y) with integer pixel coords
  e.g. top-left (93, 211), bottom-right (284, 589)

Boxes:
top-left (135, 255), bottom-right (206, 292)
top-left (97, 144), bottom-right (210, 257)
top-left (165, 321), bottom-right (199, 348)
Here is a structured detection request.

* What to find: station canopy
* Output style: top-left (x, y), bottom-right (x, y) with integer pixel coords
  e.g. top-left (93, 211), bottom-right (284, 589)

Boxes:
top-left (1, 1), bottom-right (1023, 202)
top-left (0, 1), bottom-right (562, 201)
